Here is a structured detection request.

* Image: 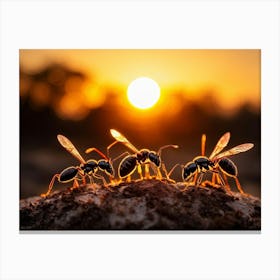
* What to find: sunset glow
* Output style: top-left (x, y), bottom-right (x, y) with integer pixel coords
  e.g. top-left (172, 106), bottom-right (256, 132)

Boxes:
top-left (19, 49), bottom-right (260, 119)
top-left (20, 50), bottom-right (260, 111)
top-left (127, 77), bottom-right (161, 110)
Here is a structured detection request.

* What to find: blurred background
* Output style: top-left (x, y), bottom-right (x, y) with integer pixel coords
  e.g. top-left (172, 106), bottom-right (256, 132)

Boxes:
top-left (20, 49), bottom-right (261, 198)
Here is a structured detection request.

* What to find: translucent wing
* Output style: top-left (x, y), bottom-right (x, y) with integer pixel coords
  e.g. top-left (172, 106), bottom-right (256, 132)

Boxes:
top-left (57, 134), bottom-right (86, 164)
top-left (212, 143), bottom-right (254, 161)
top-left (209, 132), bottom-right (231, 160)
top-left (110, 129), bottom-right (139, 153)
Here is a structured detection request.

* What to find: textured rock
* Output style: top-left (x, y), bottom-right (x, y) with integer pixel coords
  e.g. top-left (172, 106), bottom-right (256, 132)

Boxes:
top-left (20, 179), bottom-right (261, 230)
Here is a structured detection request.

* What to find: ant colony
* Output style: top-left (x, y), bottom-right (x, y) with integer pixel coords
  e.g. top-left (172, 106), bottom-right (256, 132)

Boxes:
top-left (41, 130), bottom-right (254, 197)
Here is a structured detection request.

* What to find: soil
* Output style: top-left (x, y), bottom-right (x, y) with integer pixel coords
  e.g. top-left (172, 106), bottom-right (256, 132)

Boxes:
top-left (20, 179), bottom-right (261, 230)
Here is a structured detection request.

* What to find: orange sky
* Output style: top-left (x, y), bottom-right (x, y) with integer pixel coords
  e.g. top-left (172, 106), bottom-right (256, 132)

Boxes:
top-left (20, 49), bottom-right (260, 111)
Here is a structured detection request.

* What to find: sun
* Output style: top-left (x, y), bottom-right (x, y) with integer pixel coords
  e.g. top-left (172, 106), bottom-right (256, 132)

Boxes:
top-left (127, 77), bottom-right (161, 109)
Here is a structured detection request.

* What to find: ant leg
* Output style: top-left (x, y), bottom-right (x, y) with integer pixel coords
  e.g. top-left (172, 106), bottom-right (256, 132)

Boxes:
top-left (192, 172), bottom-right (199, 185)
top-left (221, 173), bottom-right (231, 192)
top-left (41, 174), bottom-right (59, 197)
top-left (234, 177), bottom-right (245, 194)
top-left (70, 179), bottom-right (80, 190)
top-left (219, 173), bottom-right (225, 185)
top-left (82, 176), bottom-right (86, 185)
top-left (161, 162), bottom-right (179, 183)
top-left (180, 175), bottom-right (195, 191)
top-left (144, 163), bottom-right (151, 179)
top-left (92, 174), bottom-right (114, 192)
top-left (167, 163), bottom-right (182, 180)
top-left (76, 168), bottom-right (86, 185)
top-left (88, 175), bottom-right (94, 185)
top-left (137, 164), bottom-right (143, 180)
top-left (215, 172), bottom-right (221, 184)
top-left (157, 145), bottom-right (178, 180)
top-left (110, 175), bottom-right (122, 186)
top-left (149, 164), bottom-right (158, 177)
top-left (93, 173), bottom-right (107, 186)
top-left (160, 162), bottom-right (170, 181)
top-left (157, 167), bottom-right (163, 180)
top-left (149, 163), bottom-right (160, 179)
top-left (161, 162), bottom-right (169, 179)
top-left (211, 172), bottom-right (216, 184)
top-left (197, 173), bottom-right (204, 185)
top-left (108, 175), bottom-right (115, 184)
top-left (126, 175), bottom-right (131, 183)
top-left (106, 140), bottom-right (119, 158)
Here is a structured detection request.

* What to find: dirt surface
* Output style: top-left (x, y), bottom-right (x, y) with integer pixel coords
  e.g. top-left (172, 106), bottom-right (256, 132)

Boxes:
top-left (20, 179), bottom-right (261, 230)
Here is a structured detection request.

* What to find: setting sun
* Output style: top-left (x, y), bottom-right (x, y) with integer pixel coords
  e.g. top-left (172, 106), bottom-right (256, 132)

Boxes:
top-left (127, 77), bottom-right (161, 109)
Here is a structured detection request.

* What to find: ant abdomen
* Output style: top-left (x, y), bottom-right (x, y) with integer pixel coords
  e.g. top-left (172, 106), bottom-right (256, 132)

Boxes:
top-left (59, 167), bottom-right (79, 182)
top-left (119, 155), bottom-right (138, 178)
top-left (183, 162), bottom-right (197, 180)
top-left (218, 158), bottom-right (237, 177)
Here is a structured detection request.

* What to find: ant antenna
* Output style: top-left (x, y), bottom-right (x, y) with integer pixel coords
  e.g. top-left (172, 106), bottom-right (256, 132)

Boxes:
top-left (201, 134), bottom-right (206, 156)
top-left (111, 151), bottom-right (130, 163)
top-left (106, 140), bottom-right (119, 159)
top-left (85, 147), bottom-right (109, 160)
top-left (165, 163), bottom-right (183, 179)
top-left (158, 144), bottom-right (179, 156)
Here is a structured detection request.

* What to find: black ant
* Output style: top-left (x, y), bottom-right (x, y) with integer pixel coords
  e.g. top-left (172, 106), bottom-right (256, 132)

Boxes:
top-left (41, 134), bottom-right (115, 197)
top-left (108, 129), bottom-right (178, 181)
top-left (182, 132), bottom-right (254, 193)
top-left (85, 145), bottom-right (116, 183)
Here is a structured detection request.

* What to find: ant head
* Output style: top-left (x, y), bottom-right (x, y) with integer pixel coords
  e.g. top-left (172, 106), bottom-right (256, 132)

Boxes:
top-left (98, 159), bottom-right (114, 176)
top-left (148, 151), bottom-right (160, 167)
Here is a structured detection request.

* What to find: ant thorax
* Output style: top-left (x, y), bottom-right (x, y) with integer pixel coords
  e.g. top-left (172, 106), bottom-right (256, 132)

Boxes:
top-left (137, 149), bottom-right (150, 163)
top-left (80, 160), bottom-right (98, 175)
top-left (193, 156), bottom-right (214, 172)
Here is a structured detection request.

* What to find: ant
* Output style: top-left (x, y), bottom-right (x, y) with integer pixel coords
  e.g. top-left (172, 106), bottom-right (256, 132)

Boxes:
top-left (41, 134), bottom-right (114, 197)
top-left (108, 129), bottom-right (178, 181)
top-left (85, 145), bottom-right (115, 184)
top-left (182, 132), bottom-right (254, 194)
